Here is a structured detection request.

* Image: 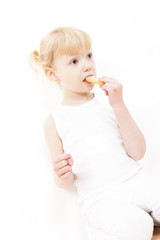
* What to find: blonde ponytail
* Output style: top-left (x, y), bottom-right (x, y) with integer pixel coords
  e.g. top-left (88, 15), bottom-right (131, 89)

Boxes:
top-left (27, 50), bottom-right (43, 73)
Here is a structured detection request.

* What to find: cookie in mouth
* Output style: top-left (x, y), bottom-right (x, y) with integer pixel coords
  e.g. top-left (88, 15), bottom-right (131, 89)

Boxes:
top-left (85, 76), bottom-right (105, 86)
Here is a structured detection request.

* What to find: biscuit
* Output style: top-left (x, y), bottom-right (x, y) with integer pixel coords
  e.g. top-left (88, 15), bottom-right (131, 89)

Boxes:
top-left (86, 76), bottom-right (105, 86)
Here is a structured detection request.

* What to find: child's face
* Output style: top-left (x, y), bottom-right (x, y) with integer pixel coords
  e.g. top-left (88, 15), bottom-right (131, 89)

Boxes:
top-left (53, 48), bottom-right (96, 94)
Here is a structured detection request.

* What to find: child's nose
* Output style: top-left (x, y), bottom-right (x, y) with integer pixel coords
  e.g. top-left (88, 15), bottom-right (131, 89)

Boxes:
top-left (83, 62), bottom-right (92, 72)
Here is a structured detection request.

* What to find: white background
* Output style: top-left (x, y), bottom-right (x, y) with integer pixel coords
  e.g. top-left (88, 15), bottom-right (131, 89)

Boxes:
top-left (0, 0), bottom-right (160, 239)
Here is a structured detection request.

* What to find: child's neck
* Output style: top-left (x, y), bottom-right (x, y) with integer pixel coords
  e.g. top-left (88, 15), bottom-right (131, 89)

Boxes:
top-left (61, 92), bottom-right (95, 106)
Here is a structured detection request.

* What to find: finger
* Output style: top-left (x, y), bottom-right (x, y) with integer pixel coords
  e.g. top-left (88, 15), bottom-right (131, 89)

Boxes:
top-left (99, 85), bottom-right (109, 95)
top-left (103, 89), bottom-right (109, 96)
top-left (102, 83), bottom-right (118, 93)
top-left (54, 157), bottom-right (73, 171)
top-left (54, 159), bottom-right (68, 171)
top-left (100, 83), bottom-right (113, 93)
top-left (99, 81), bottom-right (117, 91)
top-left (99, 76), bottom-right (120, 85)
top-left (68, 158), bottom-right (73, 166)
top-left (60, 170), bottom-right (72, 179)
top-left (54, 153), bottom-right (71, 163)
top-left (57, 165), bottom-right (72, 177)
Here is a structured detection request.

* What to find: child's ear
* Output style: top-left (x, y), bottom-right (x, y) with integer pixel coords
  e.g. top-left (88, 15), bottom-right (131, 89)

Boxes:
top-left (44, 67), bottom-right (59, 82)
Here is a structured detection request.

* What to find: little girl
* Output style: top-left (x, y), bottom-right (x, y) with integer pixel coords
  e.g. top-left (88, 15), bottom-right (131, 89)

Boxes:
top-left (29, 26), bottom-right (160, 240)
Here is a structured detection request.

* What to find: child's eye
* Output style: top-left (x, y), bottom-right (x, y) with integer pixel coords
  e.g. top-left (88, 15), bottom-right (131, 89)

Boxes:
top-left (87, 53), bottom-right (93, 59)
top-left (71, 59), bottom-right (78, 65)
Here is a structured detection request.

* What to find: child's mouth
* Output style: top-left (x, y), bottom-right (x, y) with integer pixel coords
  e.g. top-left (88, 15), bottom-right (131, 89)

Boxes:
top-left (83, 76), bottom-right (94, 84)
top-left (83, 79), bottom-right (93, 84)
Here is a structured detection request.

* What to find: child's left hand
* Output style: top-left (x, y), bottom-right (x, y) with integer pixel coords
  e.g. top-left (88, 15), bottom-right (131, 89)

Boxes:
top-left (99, 76), bottom-right (123, 108)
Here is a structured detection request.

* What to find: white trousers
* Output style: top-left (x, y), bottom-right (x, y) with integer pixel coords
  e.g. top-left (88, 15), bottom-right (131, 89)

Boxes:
top-left (80, 170), bottom-right (160, 240)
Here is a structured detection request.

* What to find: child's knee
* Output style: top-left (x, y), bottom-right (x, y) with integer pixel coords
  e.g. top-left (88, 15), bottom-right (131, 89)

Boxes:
top-left (86, 208), bottom-right (154, 240)
top-left (117, 211), bottom-right (154, 240)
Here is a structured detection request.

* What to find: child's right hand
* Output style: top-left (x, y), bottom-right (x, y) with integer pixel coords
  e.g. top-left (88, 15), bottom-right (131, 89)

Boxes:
top-left (53, 153), bottom-right (73, 179)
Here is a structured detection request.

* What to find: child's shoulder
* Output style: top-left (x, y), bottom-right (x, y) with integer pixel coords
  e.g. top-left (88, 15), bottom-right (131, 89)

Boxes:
top-left (43, 104), bottom-right (60, 124)
top-left (43, 103), bottom-right (63, 133)
top-left (43, 113), bottom-right (56, 131)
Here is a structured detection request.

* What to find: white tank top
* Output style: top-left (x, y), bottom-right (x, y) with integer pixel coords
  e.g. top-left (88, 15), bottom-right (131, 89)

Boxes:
top-left (51, 93), bottom-right (142, 205)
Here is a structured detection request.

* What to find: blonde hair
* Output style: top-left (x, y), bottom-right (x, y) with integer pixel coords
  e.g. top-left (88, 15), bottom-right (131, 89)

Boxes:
top-left (28, 27), bottom-right (92, 73)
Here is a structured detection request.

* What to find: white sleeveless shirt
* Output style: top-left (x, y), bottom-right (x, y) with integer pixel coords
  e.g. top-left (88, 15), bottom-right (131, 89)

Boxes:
top-left (51, 94), bottom-right (142, 205)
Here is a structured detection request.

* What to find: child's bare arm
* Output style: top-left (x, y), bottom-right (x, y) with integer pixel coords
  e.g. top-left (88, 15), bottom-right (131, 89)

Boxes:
top-left (43, 114), bottom-right (75, 188)
top-left (99, 77), bottom-right (146, 161)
